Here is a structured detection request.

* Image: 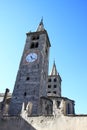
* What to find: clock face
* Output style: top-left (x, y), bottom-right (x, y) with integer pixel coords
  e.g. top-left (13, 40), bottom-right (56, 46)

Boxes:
top-left (26, 53), bottom-right (37, 63)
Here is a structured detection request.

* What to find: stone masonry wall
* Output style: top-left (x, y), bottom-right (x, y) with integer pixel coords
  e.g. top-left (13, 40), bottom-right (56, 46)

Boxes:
top-left (0, 115), bottom-right (87, 130)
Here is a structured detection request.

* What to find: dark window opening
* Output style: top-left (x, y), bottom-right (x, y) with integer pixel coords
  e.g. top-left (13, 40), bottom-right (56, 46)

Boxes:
top-left (35, 42), bottom-right (38, 48)
top-left (48, 85), bottom-right (51, 88)
top-left (26, 77), bottom-right (30, 80)
top-left (36, 36), bottom-right (39, 39)
top-left (45, 48), bottom-right (48, 55)
top-left (32, 35), bottom-right (39, 40)
top-left (24, 92), bottom-right (27, 97)
top-left (24, 103), bottom-right (26, 110)
top-left (30, 43), bottom-right (34, 48)
top-left (48, 78), bottom-right (51, 82)
top-left (53, 91), bottom-right (56, 94)
top-left (32, 37), bottom-right (35, 40)
top-left (30, 42), bottom-right (39, 49)
top-left (48, 91), bottom-right (51, 93)
top-left (57, 101), bottom-right (60, 108)
top-left (54, 78), bottom-right (57, 82)
top-left (54, 85), bottom-right (57, 88)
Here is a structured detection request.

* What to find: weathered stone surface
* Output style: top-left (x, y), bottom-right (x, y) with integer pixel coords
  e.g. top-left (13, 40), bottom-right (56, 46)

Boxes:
top-left (0, 115), bottom-right (87, 130)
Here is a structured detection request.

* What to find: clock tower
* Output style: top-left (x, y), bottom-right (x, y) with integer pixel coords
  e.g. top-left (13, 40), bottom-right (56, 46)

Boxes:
top-left (9, 19), bottom-right (51, 115)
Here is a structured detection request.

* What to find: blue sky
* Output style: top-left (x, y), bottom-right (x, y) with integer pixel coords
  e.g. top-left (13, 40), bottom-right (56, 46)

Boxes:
top-left (0, 0), bottom-right (87, 114)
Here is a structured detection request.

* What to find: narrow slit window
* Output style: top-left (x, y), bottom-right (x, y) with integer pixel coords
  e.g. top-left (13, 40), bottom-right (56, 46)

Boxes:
top-left (54, 78), bottom-right (57, 82)
top-left (26, 77), bottom-right (30, 81)
top-left (45, 48), bottom-right (48, 55)
top-left (24, 92), bottom-right (27, 97)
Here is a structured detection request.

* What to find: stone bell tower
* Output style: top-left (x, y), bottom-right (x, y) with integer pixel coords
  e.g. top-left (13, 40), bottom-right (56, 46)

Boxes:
top-left (47, 61), bottom-right (62, 97)
top-left (9, 19), bottom-right (51, 116)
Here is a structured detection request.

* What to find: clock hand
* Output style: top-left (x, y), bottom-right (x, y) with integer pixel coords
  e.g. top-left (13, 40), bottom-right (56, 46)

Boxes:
top-left (30, 56), bottom-right (35, 60)
top-left (30, 56), bottom-right (33, 59)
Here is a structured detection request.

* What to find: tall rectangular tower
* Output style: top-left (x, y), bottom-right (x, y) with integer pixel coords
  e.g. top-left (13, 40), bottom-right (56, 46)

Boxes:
top-left (9, 20), bottom-right (51, 115)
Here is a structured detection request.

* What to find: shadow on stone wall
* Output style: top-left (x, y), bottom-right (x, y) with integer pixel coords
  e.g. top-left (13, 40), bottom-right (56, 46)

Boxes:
top-left (0, 116), bottom-right (36, 130)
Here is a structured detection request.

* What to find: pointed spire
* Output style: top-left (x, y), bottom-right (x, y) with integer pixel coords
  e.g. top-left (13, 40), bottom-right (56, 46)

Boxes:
top-left (37, 18), bottom-right (45, 31)
top-left (50, 61), bottom-right (58, 75)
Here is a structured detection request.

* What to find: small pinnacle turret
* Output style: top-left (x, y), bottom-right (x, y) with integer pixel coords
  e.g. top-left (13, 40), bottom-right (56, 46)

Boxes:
top-left (37, 18), bottom-right (45, 31)
top-left (50, 61), bottom-right (58, 75)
